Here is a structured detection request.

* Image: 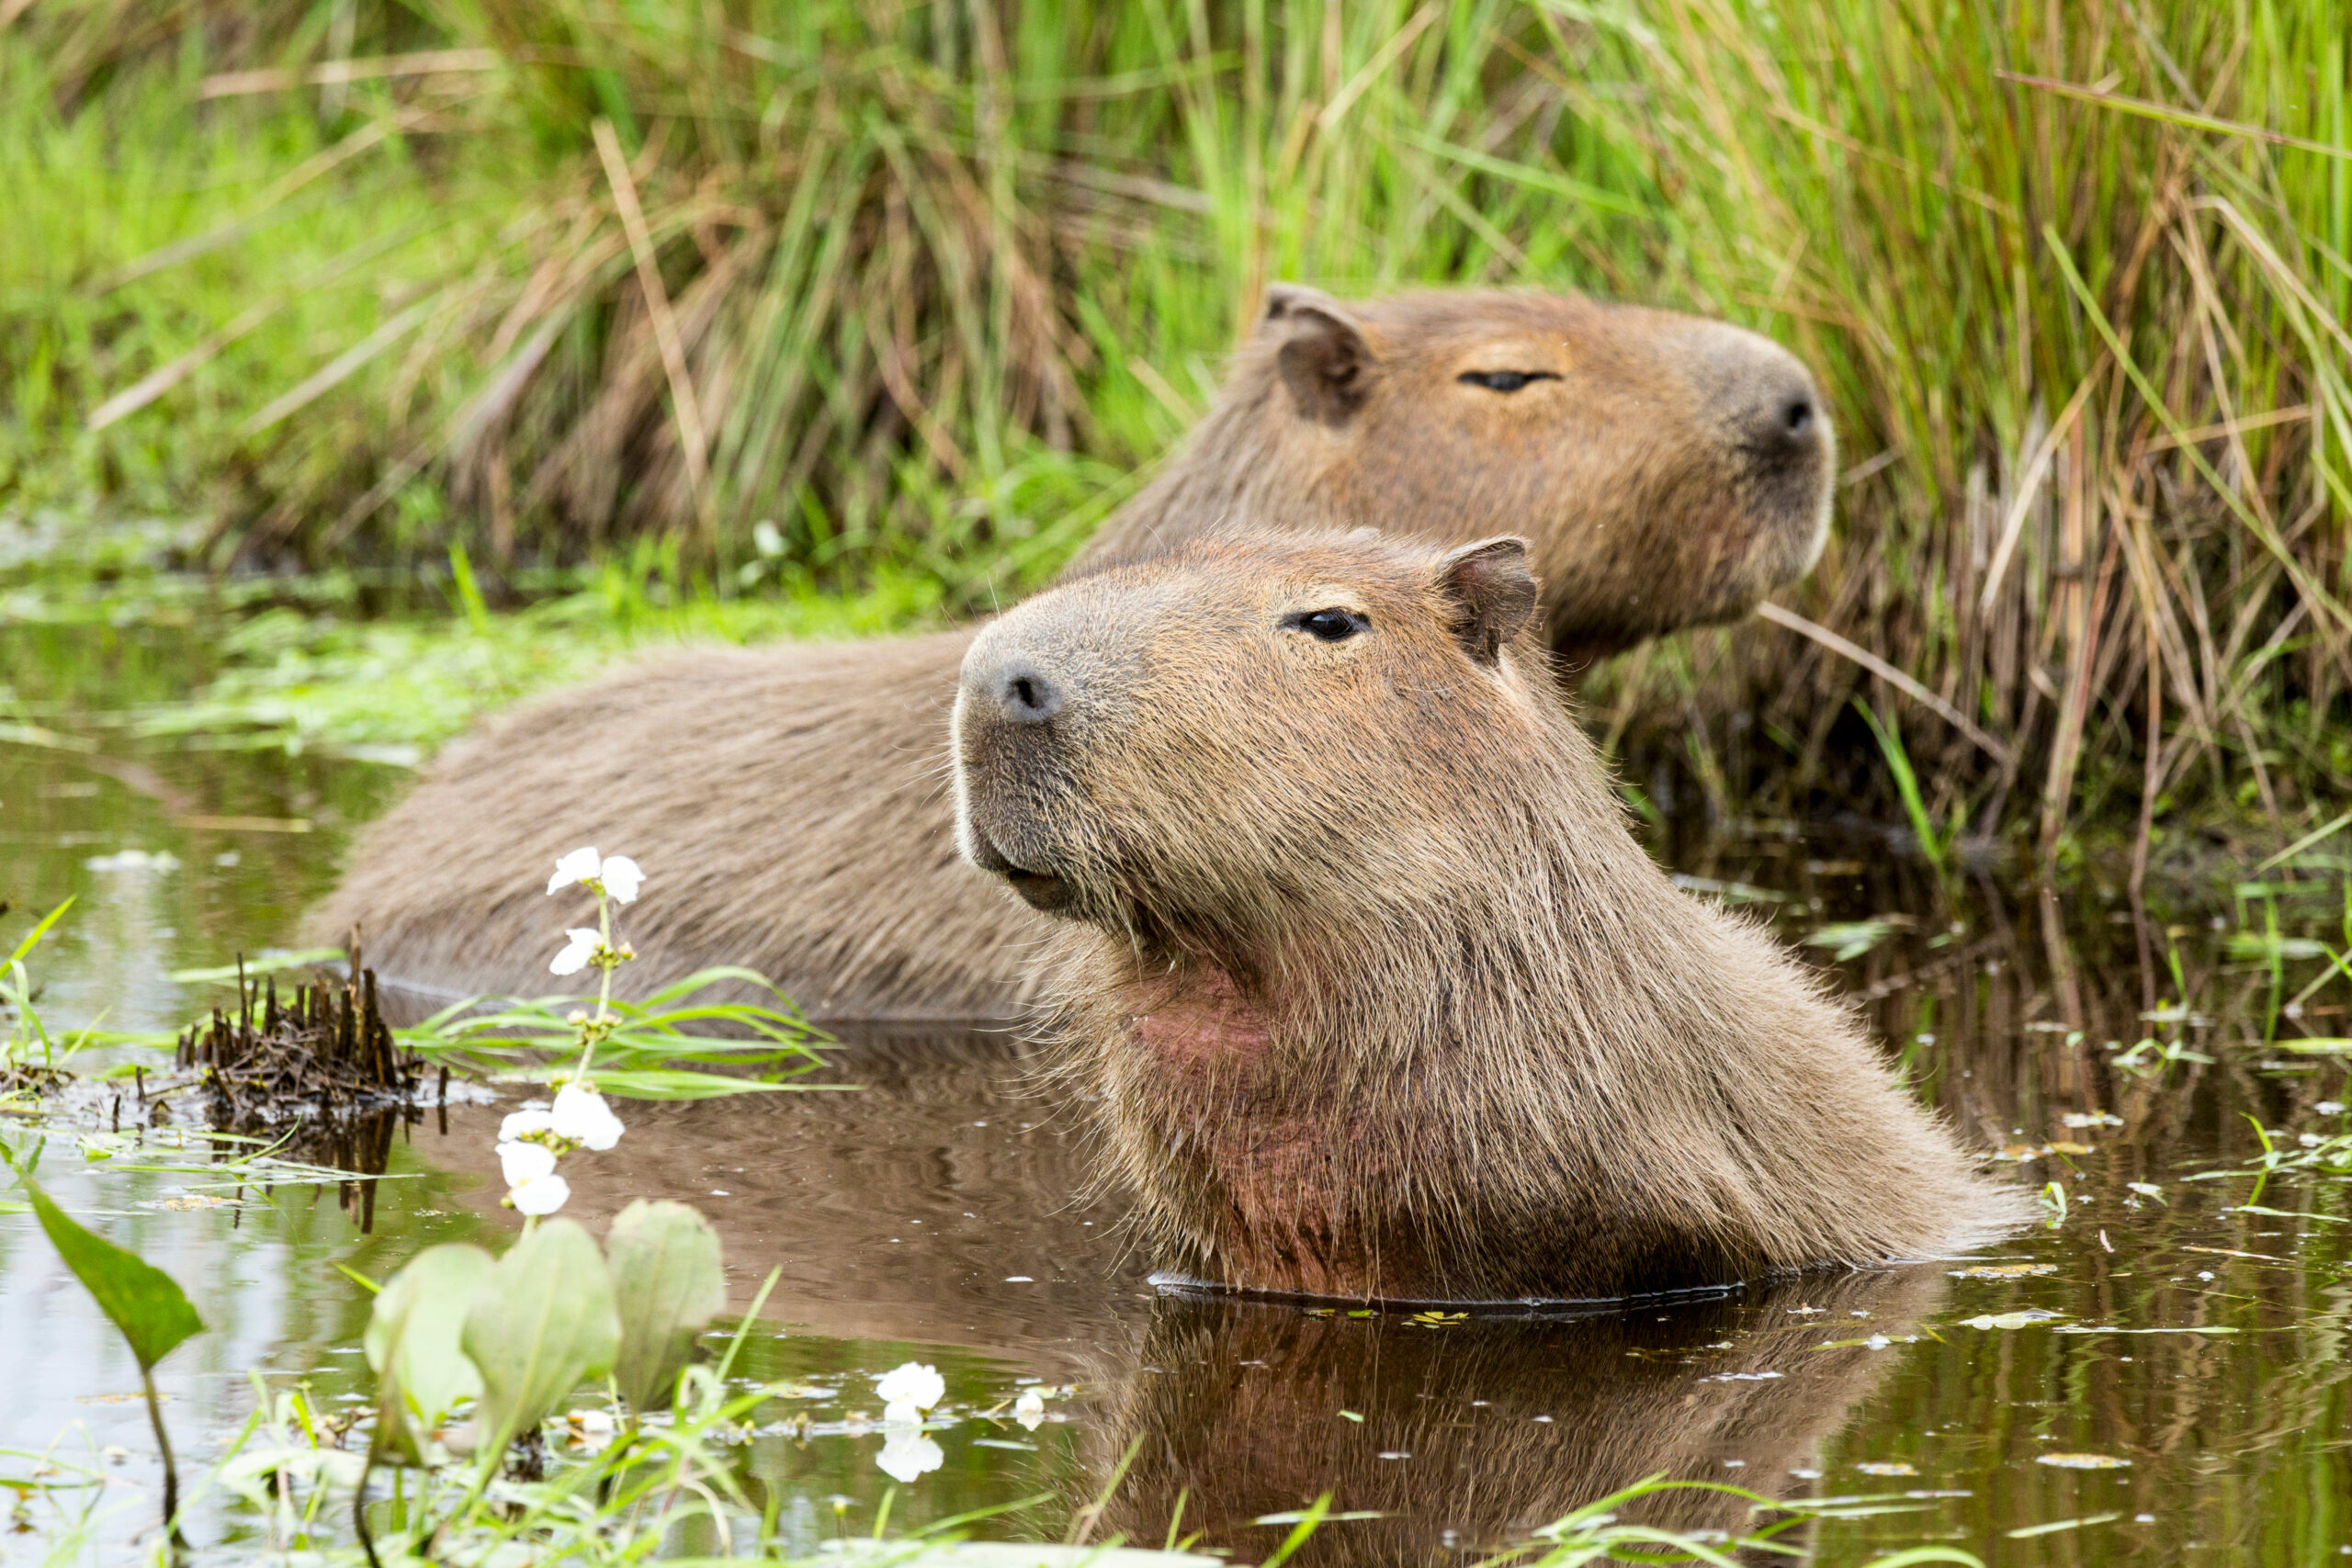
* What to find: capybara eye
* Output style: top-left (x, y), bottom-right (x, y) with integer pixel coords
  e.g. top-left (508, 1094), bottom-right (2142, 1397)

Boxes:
top-left (1286, 608), bottom-right (1369, 642)
top-left (1457, 369), bottom-right (1561, 393)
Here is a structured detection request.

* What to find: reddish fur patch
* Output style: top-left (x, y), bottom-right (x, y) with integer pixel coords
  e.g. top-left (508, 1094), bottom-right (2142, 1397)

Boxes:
top-left (1128, 964), bottom-right (1273, 1072)
top-left (1122, 966), bottom-right (1420, 1297)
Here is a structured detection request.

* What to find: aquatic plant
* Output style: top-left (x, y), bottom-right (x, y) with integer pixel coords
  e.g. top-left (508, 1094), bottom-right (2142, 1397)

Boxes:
top-left (14, 1170), bottom-right (205, 1541)
top-left (481, 842), bottom-right (651, 1216)
top-left (0, 899), bottom-right (84, 1097)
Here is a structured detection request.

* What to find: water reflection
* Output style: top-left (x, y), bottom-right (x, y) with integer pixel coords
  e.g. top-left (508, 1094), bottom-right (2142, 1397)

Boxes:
top-left (1088, 1269), bottom-right (1948, 1565)
top-left (421, 1027), bottom-right (1146, 1370)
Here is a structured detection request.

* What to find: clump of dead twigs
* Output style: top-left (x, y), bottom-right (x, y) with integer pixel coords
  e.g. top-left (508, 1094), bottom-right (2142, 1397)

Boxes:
top-left (176, 952), bottom-right (436, 1122)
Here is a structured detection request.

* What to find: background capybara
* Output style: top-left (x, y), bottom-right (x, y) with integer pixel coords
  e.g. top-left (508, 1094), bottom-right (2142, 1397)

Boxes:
top-left (311, 286), bottom-right (1834, 1020)
top-left (955, 529), bottom-right (2020, 1301)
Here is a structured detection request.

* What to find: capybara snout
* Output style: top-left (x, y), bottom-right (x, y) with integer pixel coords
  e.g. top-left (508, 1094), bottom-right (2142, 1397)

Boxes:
top-left (955, 533), bottom-right (1543, 932)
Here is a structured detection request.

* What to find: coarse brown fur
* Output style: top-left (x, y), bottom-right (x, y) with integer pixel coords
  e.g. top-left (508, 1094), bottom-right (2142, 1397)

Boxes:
top-left (312, 286), bottom-right (1833, 1020)
top-left (954, 530), bottom-right (2022, 1301)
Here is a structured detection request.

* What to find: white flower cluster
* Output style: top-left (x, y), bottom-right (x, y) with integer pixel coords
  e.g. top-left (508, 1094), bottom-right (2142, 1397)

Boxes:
top-left (495, 1083), bottom-right (627, 1215)
top-left (496, 845), bottom-right (643, 1218)
top-left (862, 1364), bottom-right (1055, 1483)
top-left (873, 1361), bottom-right (945, 1483)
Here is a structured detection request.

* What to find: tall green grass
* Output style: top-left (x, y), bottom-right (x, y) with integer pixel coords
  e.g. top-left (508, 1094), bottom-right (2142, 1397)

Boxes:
top-left (4, 1), bottom-right (2347, 850)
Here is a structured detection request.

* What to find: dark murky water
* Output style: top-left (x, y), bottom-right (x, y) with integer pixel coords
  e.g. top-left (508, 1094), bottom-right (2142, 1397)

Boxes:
top-left (6, 611), bottom-right (2352, 1563)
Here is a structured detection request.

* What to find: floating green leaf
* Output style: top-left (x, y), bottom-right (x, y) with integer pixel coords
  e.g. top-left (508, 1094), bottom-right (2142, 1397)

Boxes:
top-left (365, 1244), bottom-right (495, 1463)
top-left (461, 1219), bottom-right (620, 1454)
top-left (23, 1177), bottom-right (203, 1371)
top-left (605, 1201), bottom-right (725, 1413)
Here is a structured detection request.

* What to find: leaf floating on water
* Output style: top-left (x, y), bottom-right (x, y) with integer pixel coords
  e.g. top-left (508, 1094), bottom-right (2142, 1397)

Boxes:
top-left (1854, 1461), bottom-right (1918, 1476)
top-left (2127, 1183), bottom-right (2166, 1203)
top-left (1408, 1310), bottom-right (1468, 1326)
top-left (1669, 874), bottom-right (1790, 905)
top-left (2036, 1452), bottom-right (2131, 1470)
top-left (2048, 1141), bottom-right (2097, 1156)
top-left (2275, 1039), bottom-right (2352, 1055)
top-left (2062, 1112), bottom-right (2125, 1129)
top-left (2008, 1513), bottom-right (2122, 1539)
top-left (1950, 1262), bottom-right (2058, 1280)
top-left (1959, 1310), bottom-right (2066, 1330)
top-left (1804, 918), bottom-right (1907, 962)
top-left (2232, 1203), bottom-right (2348, 1224)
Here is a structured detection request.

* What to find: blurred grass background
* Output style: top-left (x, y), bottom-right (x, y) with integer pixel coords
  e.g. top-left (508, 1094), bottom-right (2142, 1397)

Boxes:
top-left (4, 0), bottom-right (2347, 866)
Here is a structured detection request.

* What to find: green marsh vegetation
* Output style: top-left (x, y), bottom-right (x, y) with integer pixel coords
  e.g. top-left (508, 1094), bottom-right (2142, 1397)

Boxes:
top-left (5, 0), bottom-right (2352, 869)
top-left (6, 0), bottom-right (2349, 867)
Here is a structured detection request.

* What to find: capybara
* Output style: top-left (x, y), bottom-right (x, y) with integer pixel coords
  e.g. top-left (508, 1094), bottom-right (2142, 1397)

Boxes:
top-left (313, 286), bottom-right (1835, 1020)
top-left (953, 529), bottom-right (2018, 1302)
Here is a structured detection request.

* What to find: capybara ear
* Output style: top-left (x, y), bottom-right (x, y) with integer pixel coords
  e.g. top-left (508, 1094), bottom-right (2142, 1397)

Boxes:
top-left (1436, 536), bottom-right (1540, 666)
top-left (1263, 286), bottom-right (1377, 427)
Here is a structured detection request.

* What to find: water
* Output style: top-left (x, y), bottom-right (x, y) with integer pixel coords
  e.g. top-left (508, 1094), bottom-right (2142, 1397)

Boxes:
top-left (6, 611), bottom-right (2352, 1563)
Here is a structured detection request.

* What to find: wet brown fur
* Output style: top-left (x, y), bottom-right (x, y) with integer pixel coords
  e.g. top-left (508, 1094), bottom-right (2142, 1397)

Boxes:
top-left (954, 530), bottom-right (2021, 1302)
top-left (312, 286), bottom-right (1832, 1020)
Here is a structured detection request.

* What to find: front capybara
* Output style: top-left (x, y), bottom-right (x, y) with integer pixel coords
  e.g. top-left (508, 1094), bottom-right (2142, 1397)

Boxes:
top-left (954, 529), bottom-right (2020, 1302)
top-left (313, 286), bottom-right (1835, 1021)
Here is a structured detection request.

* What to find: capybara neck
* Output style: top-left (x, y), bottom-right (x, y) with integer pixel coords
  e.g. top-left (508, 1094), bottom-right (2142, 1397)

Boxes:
top-left (958, 530), bottom-right (2023, 1303)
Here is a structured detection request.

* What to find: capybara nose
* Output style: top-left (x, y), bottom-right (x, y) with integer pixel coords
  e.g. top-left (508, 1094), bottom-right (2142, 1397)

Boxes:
top-left (996, 660), bottom-right (1064, 724)
top-left (1746, 379), bottom-right (1822, 468)
top-left (1698, 327), bottom-right (1829, 473)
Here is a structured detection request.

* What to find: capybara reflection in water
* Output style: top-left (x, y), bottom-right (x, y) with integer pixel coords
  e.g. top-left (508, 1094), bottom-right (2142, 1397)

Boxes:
top-left (313, 287), bottom-right (1835, 1021)
top-left (954, 530), bottom-right (2019, 1302)
top-left (1087, 1269), bottom-right (1949, 1566)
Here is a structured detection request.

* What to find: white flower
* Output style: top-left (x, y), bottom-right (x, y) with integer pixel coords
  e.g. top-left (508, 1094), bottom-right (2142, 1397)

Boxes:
top-left (510, 1171), bottom-right (571, 1215)
top-left (498, 1140), bottom-right (558, 1188)
top-left (549, 928), bottom-right (602, 976)
top-left (548, 846), bottom-right (603, 896)
top-left (876, 1431), bottom-right (943, 1483)
top-left (552, 1082), bottom-right (625, 1151)
top-left (548, 846), bottom-right (644, 903)
top-left (1013, 1387), bottom-right (1046, 1431)
top-left (598, 855), bottom-right (644, 904)
top-left (876, 1361), bottom-right (944, 1416)
top-left (499, 1109), bottom-right (555, 1143)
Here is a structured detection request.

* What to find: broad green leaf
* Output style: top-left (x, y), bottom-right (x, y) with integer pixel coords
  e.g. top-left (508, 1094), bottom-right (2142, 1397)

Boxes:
top-left (605, 1201), bottom-right (724, 1412)
top-left (460, 1219), bottom-right (619, 1453)
top-left (365, 1244), bottom-right (494, 1464)
top-left (23, 1177), bottom-right (203, 1372)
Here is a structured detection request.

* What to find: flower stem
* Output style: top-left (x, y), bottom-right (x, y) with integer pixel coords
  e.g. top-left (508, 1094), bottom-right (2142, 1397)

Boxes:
top-left (580, 886), bottom-right (616, 1081)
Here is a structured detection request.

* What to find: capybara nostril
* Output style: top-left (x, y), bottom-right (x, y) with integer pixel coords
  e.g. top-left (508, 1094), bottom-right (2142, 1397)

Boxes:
top-left (1000, 663), bottom-right (1064, 723)
top-left (1739, 368), bottom-right (1825, 465)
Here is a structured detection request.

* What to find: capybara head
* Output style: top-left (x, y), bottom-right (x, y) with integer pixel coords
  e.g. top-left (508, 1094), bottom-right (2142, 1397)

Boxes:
top-left (955, 527), bottom-right (1559, 936)
top-left (1078, 286), bottom-right (1835, 661)
top-left (954, 530), bottom-right (2016, 1303)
